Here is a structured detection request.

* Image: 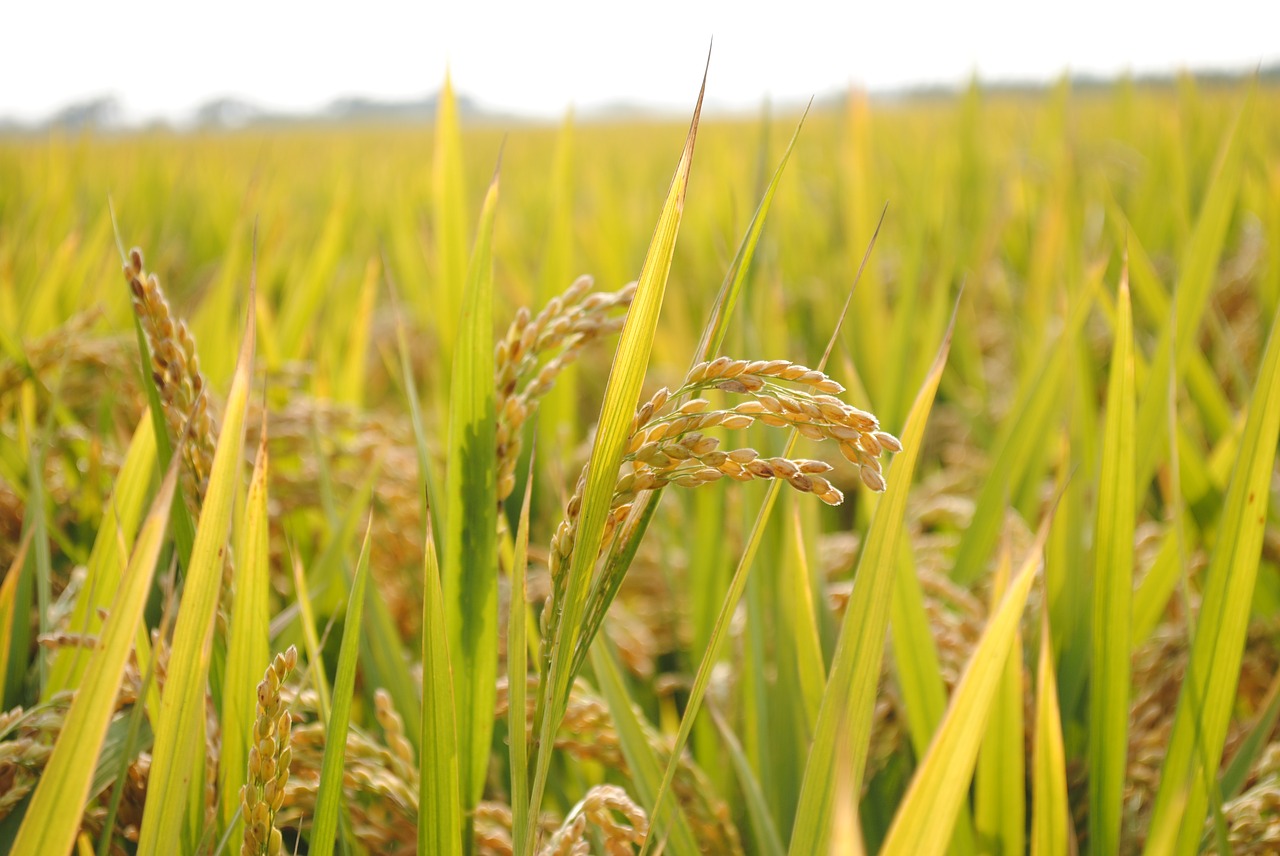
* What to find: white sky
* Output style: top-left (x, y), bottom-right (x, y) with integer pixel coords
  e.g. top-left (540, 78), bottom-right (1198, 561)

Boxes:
top-left (6, 1), bottom-right (1278, 123)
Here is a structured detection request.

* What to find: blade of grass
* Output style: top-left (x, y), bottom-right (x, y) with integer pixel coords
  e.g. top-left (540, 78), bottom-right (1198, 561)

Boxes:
top-left (218, 421), bottom-right (271, 840)
top-left (432, 69), bottom-right (469, 364)
top-left (291, 550), bottom-right (332, 723)
top-left (0, 527), bottom-right (34, 705)
top-left (879, 516), bottom-right (1052, 856)
top-left (951, 275), bottom-right (1098, 584)
top-left (786, 299), bottom-right (956, 856)
top-left (526, 66), bottom-right (706, 849)
top-left (1133, 91), bottom-right (1251, 494)
top-left (975, 537), bottom-right (1026, 856)
top-left (509, 451), bottom-right (535, 856)
top-left (309, 523), bottom-right (373, 856)
top-left (1031, 608), bottom-right (1070, 856)
top-left (136, 261), bottom-right (255, 856)
top-left (708, 705), bottom-right (786, 856)
top-left (1219, 665), bottom-right (1280, 801)
top-left (889, 532), bottom-right (979, 853)
top-left (590, 640), bottom-right (701, 854)
top-left (1143, 298), bottom-right (1280, 855)
top-left (1089, 262), bottom-right (1136, 855)
top-left (10, 454), bottom-right (178, 856)
top-left (46, 416), bottom-right (156, 697)
top-left (639, 210), bottom-right (891, 855)
top-left (442, 157), bottom-right (500, 821)
top-left (419, 503), bottom-right (462, 856)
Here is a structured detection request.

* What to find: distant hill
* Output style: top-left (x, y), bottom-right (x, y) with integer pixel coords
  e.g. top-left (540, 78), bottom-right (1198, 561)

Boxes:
top-left (2, 64), bottom-right (1276, 134)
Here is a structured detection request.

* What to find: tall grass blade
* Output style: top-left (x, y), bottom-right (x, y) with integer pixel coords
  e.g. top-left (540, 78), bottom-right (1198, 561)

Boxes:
top-left (0, 528), bottom-right (33, 704)
top-left (136, 267), bottom-right (255, 856)
top-left (432, 70), bottom-right (470, 361)
top-left (10, 453), bottom-right (178, 856)
top-left (950, 278), bottom-right (1097, 584)
top-left (642, 213), bottom-right (891, 856)
top-left (787, 299), bottom-right (956, 855)
top-left (1143, 300), bottom-right (1280, 854)
top-left (1089, 263), bottom-right (1136, 854)
top-left (696, 102), bottom-right (810, 362)
top-left (419, 504), bottom-right (462, 856)
top-left (218, 423), bottom-right (271, 840)
top-left (1133, 91), bottom-right (1251, 493)
top-left (975, 539), bottom-right (1026, 855)
top-left (709, 706), bottom-right (786, 856)
top-left (527, 67), bottom-right (705, 835)
top-left (879, 517), bottom-right (1051, 856)
top-left (590, 641), bottom-right (701, 855)
top-left (1031, 609), bottom-right (1070, 856)
top-left (442, 160), bottom-right (500, 821)
top-left (509, 456), bottom-right (534, 856)
top-left (309, 523), bottom-right (372, 856)
top-left (46, 418), bottom-right (156, 696)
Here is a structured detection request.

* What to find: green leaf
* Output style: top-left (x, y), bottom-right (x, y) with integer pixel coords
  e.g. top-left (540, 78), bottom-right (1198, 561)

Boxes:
top-left (442, 161), bottom-right (500, 820)
top-left (527, 71), bottom-right (705, 840)
top-left (136, 274), bottom-right (255, 856)
top-left (787, 304), bottom-right (955, 855)
top-left (1132, 91), bottom-right (1251, 494)
top-left (1089, 265), bottom-right (1136, 854)
top-left (1031, 610), bottom-right (1070, 856)
top-left (590, 642), bottom-right (701, 855)
top-left (219, 427), bottom-right (271, 841)
top-left (432, 70), bottom-right (470, 365)
top-left (1143, 300), bottom-right (1280, 854)
top-left (950, 276), bottom-right (1098, 584)
top-left (309, 524), bottom-right (372, 856)
top-left (975, 540), bottom-right (1026, 856)
top-left (46, 416), bottom-right (157, 697)
top-left (879, 518), bottom-right (1051, 856)
top-left (11, 453), bottom-right (178, 856)
top-left (509, 458), bottom-right (534, 856)
top-left (419, 506), bottom-right (462, 856)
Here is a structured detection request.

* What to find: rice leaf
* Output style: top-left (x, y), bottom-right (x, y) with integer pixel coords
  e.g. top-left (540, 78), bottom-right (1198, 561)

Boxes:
top-left (787, 302), bottom-right (956, 855)
top-left (0, 528), bottom-right (32, 704)
top-left (136, 270), bottom-right (254, 856)
top-left (218, 423), bottom-right (271, 840)
top-left (526, 70), bottom-right (705, 838)
top-left (419, 504), bottom-right (462, 856)
top-left (889, 532), bottom-right (980, 853)
top-left (309, 523), bottom-right (372, 856)
top-left (1143, 299), bottom-right (1280, 854)
top-left (432, 70), bottom-right (470, 363)
top-left (708, 705), bottom-right (785, 856)
top-left (291, 550), bottom-right (332, 722)
top-left (10, 454), bottom-right (178, 856)
top-left (1220, 665), bottom-right (1280, 801)
top-left (509, 455), bottom-right (535, 856)
top-left (1089, 263), bottom-right (1136, 854)
top-left (695, 102), bottom-right (810, 362)
top-left (975, 539), bottom-right (1026, 856)
top-left (46, 417), bottom-right (156, 697)
top-left (950, 277), bottom-right (1097, 584)
top-left (1132, 91), bottom-right (1251, 494)
top-left (1031, 609), bottom-right (1070, 856)
top-left (590, 641), bottom-right (701, 855)
top-left (879, 517), bottom-right (1050, 856)
top-left (442, 160), bottom-right (500, 819)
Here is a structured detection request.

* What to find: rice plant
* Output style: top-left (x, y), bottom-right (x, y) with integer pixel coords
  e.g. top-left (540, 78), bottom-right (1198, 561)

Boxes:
top-left (1, 71), bottom-right (1279, 856)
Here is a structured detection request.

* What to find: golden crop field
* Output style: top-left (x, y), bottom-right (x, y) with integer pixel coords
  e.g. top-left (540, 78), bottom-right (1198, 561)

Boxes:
top-left (1, 75), bottom-right (1278, 855)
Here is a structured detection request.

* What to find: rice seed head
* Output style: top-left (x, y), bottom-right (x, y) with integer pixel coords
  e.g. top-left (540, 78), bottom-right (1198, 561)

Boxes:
top-left (494, 276), bottom-right (635, 502)
top-left (240, 645), bottom-right (297, 856)
top-left (123, 247), bottom-right (217, 503)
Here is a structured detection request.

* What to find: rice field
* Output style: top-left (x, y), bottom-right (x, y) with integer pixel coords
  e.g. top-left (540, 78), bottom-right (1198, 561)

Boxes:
top-left (1, 74), bottom-right (1279, 854)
